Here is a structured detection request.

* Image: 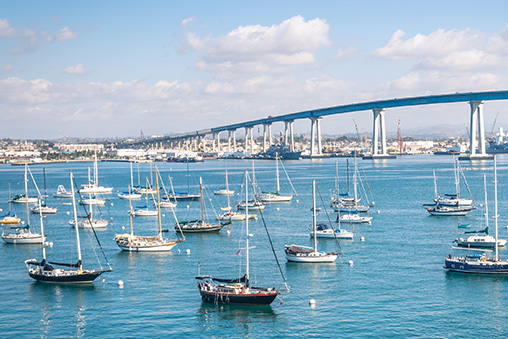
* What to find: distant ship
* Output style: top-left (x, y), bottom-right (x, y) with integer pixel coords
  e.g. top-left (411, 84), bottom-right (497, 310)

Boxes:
top-left (487, 127), bottom-right (508, 154)
top-left (256, 144), bottom-right (301, 160)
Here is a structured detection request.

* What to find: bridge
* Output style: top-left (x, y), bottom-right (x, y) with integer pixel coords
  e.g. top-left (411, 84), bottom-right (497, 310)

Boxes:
top-left (143, 90), bottom-right (508, 159)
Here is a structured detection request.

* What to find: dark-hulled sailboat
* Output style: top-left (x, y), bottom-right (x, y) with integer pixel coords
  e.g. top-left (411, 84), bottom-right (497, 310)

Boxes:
top-left (195, 170), bottom-right (289, 305)
top-left (25, 171), bottom-right (112, 283)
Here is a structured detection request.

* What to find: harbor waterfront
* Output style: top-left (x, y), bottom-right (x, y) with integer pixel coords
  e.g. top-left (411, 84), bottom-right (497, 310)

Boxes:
top-left (2, 156), bottom-right (508, 337)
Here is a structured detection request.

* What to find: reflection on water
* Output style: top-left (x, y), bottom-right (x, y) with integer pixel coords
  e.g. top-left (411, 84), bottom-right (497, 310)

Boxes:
top-left (197, 302), bottom-right (277, 336)
top-left (28, 283), bottom-right (94, 339)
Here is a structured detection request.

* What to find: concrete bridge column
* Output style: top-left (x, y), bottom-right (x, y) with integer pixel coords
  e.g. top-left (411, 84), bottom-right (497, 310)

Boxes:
top-left (268, 124), bottom-right (273, 146)
top-left (250, 127), bottom-right (255, 154)
top-left (216, 132), bottom-right (221, 152)
top-left (232, 130), bottom-right (237, 152)
top-left (244, 128), bottom-right (249, 155)
top-left (289, 121), bottom-right (295, 152)
top-left (310, 118), bottom-right (316, 156)
top-left (469, 101), bottom-right (488, 157)
top-left (284, 121), bottom-right (289, 145)
top-left (227, 131), bottom-right (232, 152)
top-left (263, 124), bottom-right (268, 152)
top-left (372, 108), bottom-right (385, 156)
top-left (211, 134), bottom-right (216, 152)
top-left (316, 118), bottom-right (323, 155)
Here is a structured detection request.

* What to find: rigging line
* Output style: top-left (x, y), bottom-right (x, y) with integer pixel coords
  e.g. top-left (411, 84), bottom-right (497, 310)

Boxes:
top-left (248, 174), bottom-right (289, 292)
top-left (358, 158), bottom-right (374, 204)
top-left (278, 159), bottom-right (298, 196)
top-left (316, 184), bottom-right (343, 254)
top-left (72, 175), bottom-right (112, 271)
top-left (457, 161), bottom-right (476, 205)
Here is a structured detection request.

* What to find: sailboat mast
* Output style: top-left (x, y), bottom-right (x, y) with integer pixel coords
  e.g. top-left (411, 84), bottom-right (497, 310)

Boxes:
top-left (155, 166), bottom-right (162, 236)
top-left (43, 167), bottom-right (47, 201)
top-left (494, 156), bottom-right (499, 261)
top-left (130, 162), bottom-right (134, 190)
top-left (276, 153), bottom-right (280, 194)
top-left (484, 174), bottom-right (489, 230)
top-left (245, 171), bottom-right (250, 287)
top-left (199, 177), bottom-right (205, 224)
top-left (313, 180), bottom-right (317, 252)
top-left (128, 185), bottom-right (133, 236)
top-left (353, 158), bottom-right (358, 204)
top-left (94, 150), bottom-right (98, 186)
top-left (70, 172), bottom-right (83, 270)
top-left (24, 165), bottom-right (30, 226)
top-left (433, 170), bottom-right (438, 199)
top-left (346, 159), bottom-right (350, 195)
top-left (186, 159), bottom-right (190, 194)
top-left (454, 157), bottom-right (460, 198)
top-left (225, 166), bottom-right (231, 209)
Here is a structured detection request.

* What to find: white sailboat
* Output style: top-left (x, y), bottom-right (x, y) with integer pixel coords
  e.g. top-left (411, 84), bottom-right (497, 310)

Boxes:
top-left (53, 185), bottom-right (73, 198)
top-left (453, 174), bottom-right (506, 249)
top-left (434, 157), bottom-right (474, 207)
top-left (114, 166), bottom-right (185, 252)
top-left (118, 162), bottom-right (143, 200)
top-left (257, 155), bottom-right (296, 203)
top-left (2, 165), bottom-right (44, 244)
top-left (445, 156), bottom-right (508, 273)
top-left (25, 171), bottom-right (112, 283)
top-left (285, 180), bottom-right (338, 263)
top-left (78, 151), bottom-right (113, 194)
top-left (218, 165), bottom-right (256, 222)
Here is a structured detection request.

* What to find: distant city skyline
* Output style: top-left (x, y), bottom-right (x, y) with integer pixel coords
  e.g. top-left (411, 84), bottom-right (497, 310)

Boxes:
top-left (2, 1), bottom-right (508, 139)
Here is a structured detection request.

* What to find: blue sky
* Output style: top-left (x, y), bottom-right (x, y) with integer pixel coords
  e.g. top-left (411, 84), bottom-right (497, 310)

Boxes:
top-left (2, 0), bottom-right (508, 139)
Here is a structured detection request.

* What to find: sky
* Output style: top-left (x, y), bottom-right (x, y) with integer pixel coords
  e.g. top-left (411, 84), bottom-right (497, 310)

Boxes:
top-left (2, 0), bottom-right (508, 140)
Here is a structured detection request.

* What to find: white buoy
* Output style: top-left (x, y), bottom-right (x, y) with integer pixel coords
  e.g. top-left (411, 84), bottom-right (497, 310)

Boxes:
top-left (276, 208), bottom-right (280, 211)
top-left (348, 260), bottom-right (354, 266)
top-left (118, 280), bottom-right (124, 288)
top-left (360, 236), bottom-right (365, 242)
top-left (187, 205), bottom-right (190, 209)
top-left (248, 233), bottom-right (254, 237)
top-left (67, 211), bottom-right (70, 215)
top-left (102, 278), bottom-right (105, 283)
top-left (296, 200), bottom-right (299, 203)
top-left (121, 226), bottom-right (125, 230)
top-left (186, 249), bottom-right (191, 254)
top-left (111, 203), bottom-right (114, 206)
top-left (162, 214), bottom-right (165, 217)
top-left (226, 230), bottom-right (231, 235)
top-left (21, 221), bottom-right (25, 224)
top-left (309, 298), bottom-right (316, 306)
top-left (377, 210), bottom-right (380, 214)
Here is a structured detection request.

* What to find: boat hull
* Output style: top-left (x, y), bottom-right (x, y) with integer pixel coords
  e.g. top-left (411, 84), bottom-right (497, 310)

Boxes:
top-left (2, 234), bottom-right (44, 244)
top-left (285, 253), bottom-right (337, 263)
top-left (198, 289), bottom-right (278, 305)
top-left (28, 269), bottom-right (104, 283)
top-left (444, 257), bottom-right (508, 274)
top-left (116, 242), bottom-right (177, 252)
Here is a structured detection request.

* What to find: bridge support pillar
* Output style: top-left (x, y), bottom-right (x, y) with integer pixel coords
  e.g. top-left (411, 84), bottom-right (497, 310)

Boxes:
top-left (216, 132), bottom-right (221, 152)
top-left (250, 127), bottom-right (255, 154)
top-left (263, 124), bottom-right (269, 152)
top-left (466, 101), bottom-right (492, 159)
top-left (289, 121), bottom-right (295, 152)
top-left (244, 127), bottom-right (249, 155)
top-left (309, 117), bottom-right (323, 157)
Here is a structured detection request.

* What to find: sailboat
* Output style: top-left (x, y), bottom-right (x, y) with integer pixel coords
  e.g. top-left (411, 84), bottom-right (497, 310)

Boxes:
top-left (118, 162), bottom-right (143, 200)
top-left (177, 177), bottom-right (231, 233)
top-left (434, 157), bottom-right (474, 207)
top-left (2, 165), bottom-right (44, 244)
top-left (214, 162), bottom-right (235, 196)
top-left (217, 165), bottom-right (256, 222)
top-left (166, 160), bottom-right (200, 201)
top-left (257, 155), bottom-right (296, 203)
top-left (78, 151), bottom-right (113, 194)
top-left (452, 174), bottom-right (506, 249)
top-left (133, 162), bottom-right (157, 195)
top-left (285, 180), bottom-right (339, 263)
top-left (0, 184), bottom-right (21, 225)
top-left (31, 168), bottom-right (57, 215)
top-left (444, 156), bottom-right (508, 274)
top-left (25, 171), bottom-right (112, 283)
top-left (154, 171), bottom-right (177, 208)
top-left (114, 166), bottom-right (185, 252)
top-left (195, 170), bottom-right (288, 305)
top-left (237, 161), bottom-right (266, 211)
top-left (70, 192), bottom-right (110, 229)
top-left (331, 158), bottom-right (373, 213)
top-left (53, 185), bottom-right (73, 198)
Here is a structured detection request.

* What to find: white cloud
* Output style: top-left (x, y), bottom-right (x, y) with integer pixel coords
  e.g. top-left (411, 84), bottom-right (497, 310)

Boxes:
top-left (54, 27), bottom-right (78, 41)
top-left (181, 17), bottom-right (195, 27)
top-left (373, 28), bottom-right (482, 60)
top-left (64, 64), bottom-right (91, 75)
top-left (333, 47), bottom-right (361, 61)
top-left (0, 17), bottom-right (79, 54)
top-left (187, 16), bottom-right (330, 72)
top-left (3, 64), bottom-right (12, 72)
top-left (0, 19), bottom-right (14, 37)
